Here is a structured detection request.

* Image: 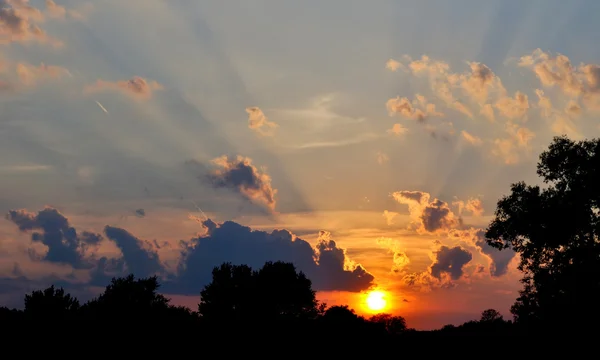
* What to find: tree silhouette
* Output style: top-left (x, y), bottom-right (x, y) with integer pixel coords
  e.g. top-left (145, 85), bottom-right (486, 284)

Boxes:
top-left (486, 136), bottom-right (600, 331)
top-left (198, 263), bottom-right (254, 324)
top-left (24, 285), bottom-right (79, 319)
top-left (198, 261), bottom-right (320, 336)
top-left (254, 261), bottom-right (318, 320)
top-left (480, 309), bottom-right (503, 323)
top-left (369, 313), bottom-right (408, 335)
top-left (81, 274), bottom-right (172, 327)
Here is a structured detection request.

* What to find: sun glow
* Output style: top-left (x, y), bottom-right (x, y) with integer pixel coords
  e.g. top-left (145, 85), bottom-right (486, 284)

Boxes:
top-left (365, 290), bottom-right (387, 312)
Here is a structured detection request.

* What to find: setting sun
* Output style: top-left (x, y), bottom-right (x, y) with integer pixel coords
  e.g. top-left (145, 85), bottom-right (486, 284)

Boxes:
top-left (366, 290), bottom-right (387, 312)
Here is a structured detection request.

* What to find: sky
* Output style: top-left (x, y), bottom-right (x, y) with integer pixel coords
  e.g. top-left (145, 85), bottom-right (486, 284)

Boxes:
top-left (1, 0), bottom-right (600, 330)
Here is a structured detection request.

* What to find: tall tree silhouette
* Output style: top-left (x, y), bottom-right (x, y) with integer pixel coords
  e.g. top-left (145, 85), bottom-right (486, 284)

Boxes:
top-left (82, 274), bottom-right (171, 325)
top-left (486, 136), bottom-right (600, 331)
top-left (198, 261), bottom-right (319, 333)
top-left (198, 263), bottom-right (254, 324)
top-left (254, 261), bottom-right (318, 320)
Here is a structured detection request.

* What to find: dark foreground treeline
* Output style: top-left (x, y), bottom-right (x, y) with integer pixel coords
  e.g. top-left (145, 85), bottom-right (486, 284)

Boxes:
top-left (0, 261), bottom-right (522, 342)
top-left (4, 135), bottom-right (600, 344)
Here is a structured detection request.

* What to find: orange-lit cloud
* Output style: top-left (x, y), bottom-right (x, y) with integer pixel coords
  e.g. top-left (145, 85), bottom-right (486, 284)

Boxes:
top-left (84, 76), bottom-right (163, 100)
top-left (452, 197), bottom-right (484, 217)
top-left (208, 155), bottom-right (277, 212)
top-left (386, 94), bottom-right (443, 122)
top-left (0, 0), bottom-right (62, 46)
top-left (388, 123), bottom-right (408, 136)
top-left (246, 106), bottom-right (278, 136)
top-left (461, 130), bottom-right (483, 146)
top-left (376, 237), bottom-right (410, 274)
top-left (16, 62), bottom-right (68, 86)
top-left (392, 190), bottom-right (459, 234)
top-left (382, 210), bottom-right (398, 225)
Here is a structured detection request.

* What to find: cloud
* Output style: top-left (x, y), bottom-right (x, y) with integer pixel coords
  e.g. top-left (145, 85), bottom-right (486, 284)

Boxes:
top-left (0, 0), bottom-right (62, 46)
top-left (389, 190), bottom-right (515, 280)
top-left (386, 59), bottom-right (403, 72)
top-left (387, 123), bottom-right (408, 136)
top-left (291, 132), bottom-right (380, 149)
top-left (84, 76), bottom-right (163, 100)
top-left (430, 245), bottom-right (472, 280)
top-left (382, 210), bottom-right (398, 225)
top-left (174, 223), bottom-right (372, 293)
top-left (401, 245), bottom-right (472, 292)
top-left (44, 0), bottom-right (89, 20)
top-left (452, 197), bottom-right (484, 217)
top-left (103, 226), bottom-right (163, 278)
top-left (392, 190), bottom-right (459, 234)
top-left (376, 151), bottom-right (389, 165)
top-left (16, 62), bottom-right (69, 86)
top-left (0, 164), bottom-right (52, 173)
top-left (461, 130), bottom-right (482, 146)
top-left (246, 106), bottom-right (278, 136)
top-left (44, 0), bottom-right (65, 18)
top-left (2, 207), bottom-right (376, 299)
top-left (5, 207), bottom-right (102, 269)
top-left (386, 94), bottom-right (443, 122)
top-left (387, 54), bottom-right (543, 163)
top-left (517, 48), bottom-right (600, 103)
top-left (449, 228), bottom-right (516, 277)
top-left (207, 155), bottom-right (277, 212)
top-left (376, 237), bottom-right (410, 274)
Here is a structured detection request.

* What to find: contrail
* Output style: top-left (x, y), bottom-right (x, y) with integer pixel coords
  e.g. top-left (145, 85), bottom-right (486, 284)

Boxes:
top-left (95, 100), bottom-right (108, 114)
top-left (186, 198), bottom-right (208, 221)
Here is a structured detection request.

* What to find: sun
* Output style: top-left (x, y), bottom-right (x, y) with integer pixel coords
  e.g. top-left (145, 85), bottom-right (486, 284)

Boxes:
top-left (365, 290), bottom-right (387, 312)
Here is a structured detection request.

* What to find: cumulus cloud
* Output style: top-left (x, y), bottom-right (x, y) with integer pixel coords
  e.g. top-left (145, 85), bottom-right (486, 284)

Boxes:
top-left (518, 48), bottom-right (600, 101)
top-left (2, 207), bottom-right (375, 299)
top-left (452, 197), bottom-right (484, 217)
top-left (430, 245), bottom-right (472, 280)
top-left (5, 207), bottom-right (102, 269)
top-left (246, 106), bottom-right (278, 136)
top-left (385, 58), bottom-right (403, 72)
top-left (387, 54), bottom-right (543, 164)
top-left (171, 222), bottom-right (374, 294)
top-left (387, 49), bottom-right (600, 164)
top-left (0, 0), bottom-right (62, 46)
top-left (389, 190), bottom-right (516, 281)
top-left (207, 155), bottom-right (277, 212)
top-left (448, 228), bottom-right (516, 277)
top-left (388, 123), bottom-right (408, 136)
top-left (84, 76), bottom-right (163, 100)
top-left (400, 245), bottom-right (473, 292)
top-left (376, 237), bottom-right (410, 274)
top-left (103, 226), bottom-right (163, 279)
top-left (392, 190), bottom-right (459, 234)
top-left (386, 94), bottom-right (443, 122)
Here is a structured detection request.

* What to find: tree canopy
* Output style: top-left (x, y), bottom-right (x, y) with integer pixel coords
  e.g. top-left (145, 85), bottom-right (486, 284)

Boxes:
top-left (486, 135), bottom-right (600, 330)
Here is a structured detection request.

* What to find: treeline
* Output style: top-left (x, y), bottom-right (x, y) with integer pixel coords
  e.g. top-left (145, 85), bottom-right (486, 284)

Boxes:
top-left (0, 261), bottom-right (522, 341)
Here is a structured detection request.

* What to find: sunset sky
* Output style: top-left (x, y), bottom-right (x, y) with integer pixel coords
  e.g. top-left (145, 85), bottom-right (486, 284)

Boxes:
top-left (1, 0), bottom-right (600, 330)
